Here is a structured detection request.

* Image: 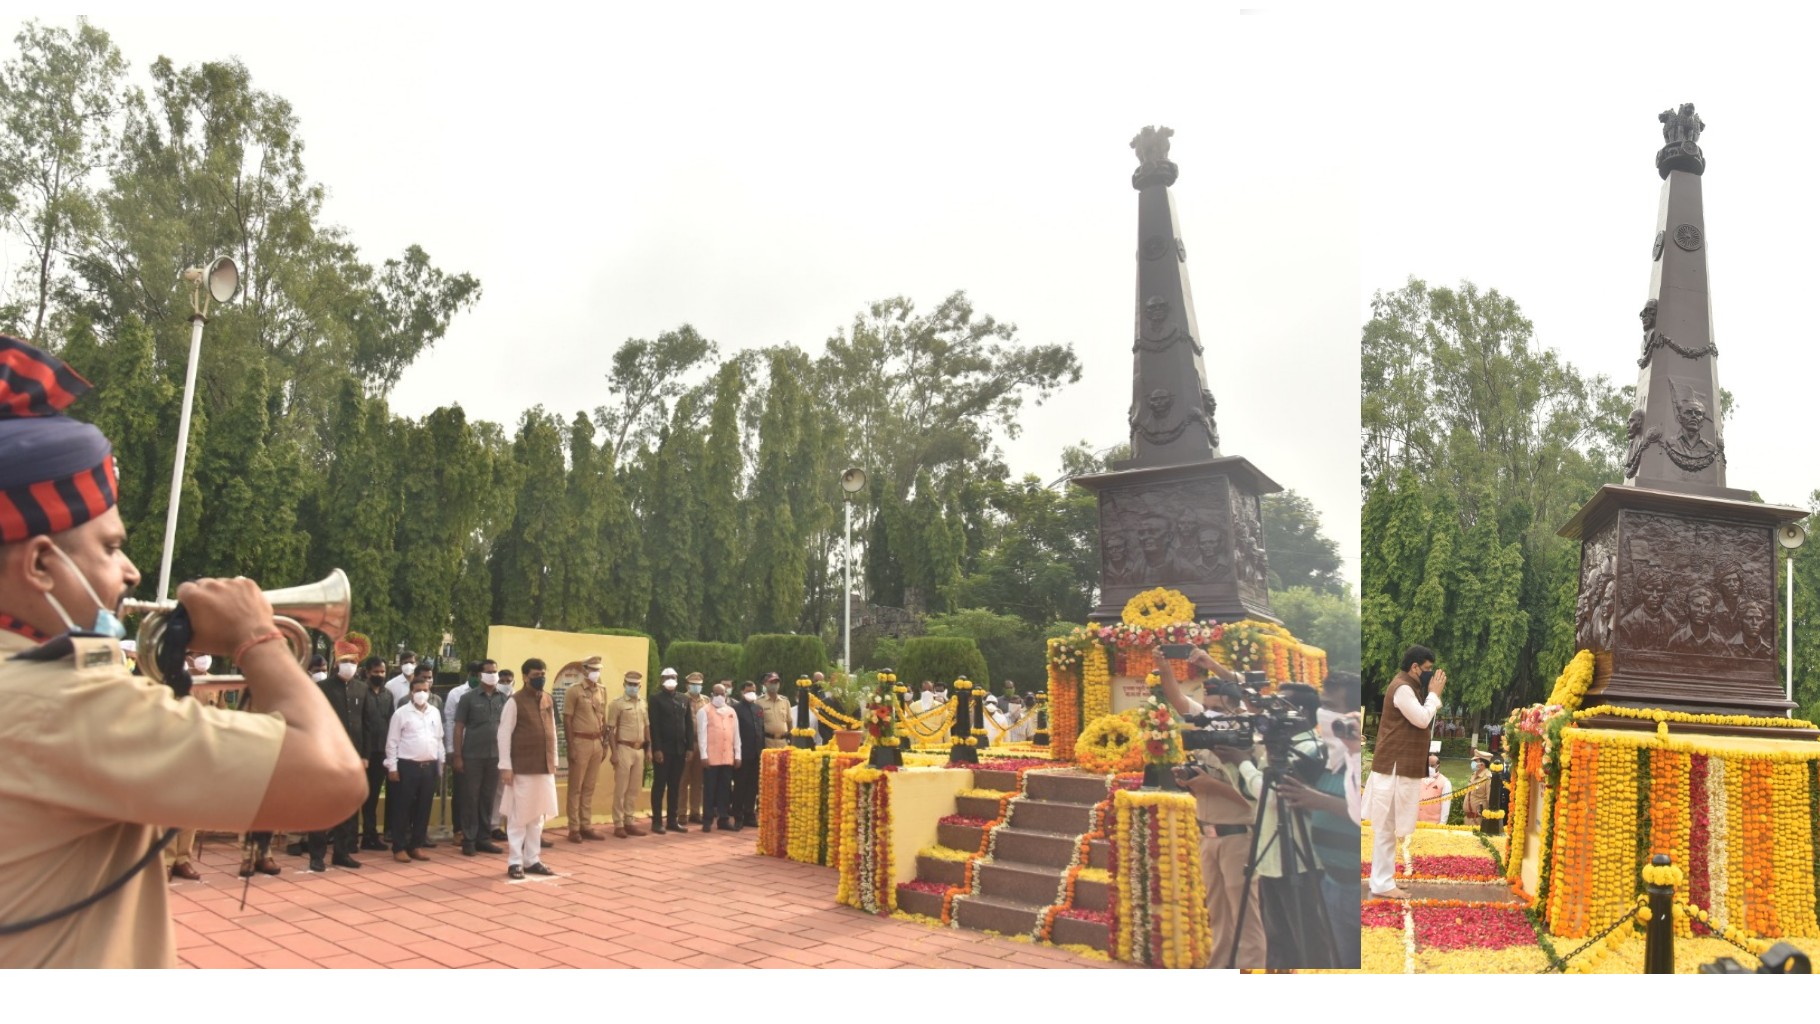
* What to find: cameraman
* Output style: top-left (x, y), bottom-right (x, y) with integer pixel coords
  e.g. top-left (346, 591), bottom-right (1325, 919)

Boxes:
top-left (0, 337), bottom-right (367, 967)
top-left (1366, 645), bottom-right (1445, 899)
top-left (1280, 672), bottom-right (1364, 970)
top-left (1245, 682), bottom-right (1335, 969)
top-left (1157, 648), bottom-right (1266, 968)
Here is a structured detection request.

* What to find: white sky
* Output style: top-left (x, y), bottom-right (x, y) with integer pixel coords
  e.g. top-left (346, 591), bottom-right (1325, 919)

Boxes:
top-left (4, 3), bottom-right (1363, 590)
top-left (1359, 6), bottom-right (1820, 521)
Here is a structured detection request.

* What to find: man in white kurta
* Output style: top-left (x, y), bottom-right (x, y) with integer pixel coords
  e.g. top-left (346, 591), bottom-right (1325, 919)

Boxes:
top-left (496, 659), bottom-right (559, 879)
top-left (1365, 646), bottom-right (1445, 899)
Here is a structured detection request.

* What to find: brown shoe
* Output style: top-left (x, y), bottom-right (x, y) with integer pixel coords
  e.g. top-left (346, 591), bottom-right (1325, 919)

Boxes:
top-left (614, 826), bottom-right (628, 838)
top-left (255, 856), bottom-right (282, 876)
top-left (408, 849), bottom-right (430, 861)
top-left (394, 850), bottom-right (412, 863)
top-left (625, 823), bottom-right (647, 837)
top-left (169, 861), bottom-right (201, 882)
top-left (567, 830), bottom-right (584, 843)
top-left (580, 828), bottom-right (607, 841)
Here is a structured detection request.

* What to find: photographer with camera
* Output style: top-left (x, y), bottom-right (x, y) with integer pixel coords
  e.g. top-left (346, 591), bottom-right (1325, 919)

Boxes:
top-left (1278, 672), bottom-right (1363, 970)
top-left (1156, 647), bottom-right (1267, 968)
top-left (1366, 645), bottom-right (1446, 899)
top-left (0, 337), bottom-right (367, 967)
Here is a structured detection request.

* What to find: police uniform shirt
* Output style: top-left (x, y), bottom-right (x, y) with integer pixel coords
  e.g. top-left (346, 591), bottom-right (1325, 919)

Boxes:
top-left (758, 694), bottom-right (794, 739)
top-left (0, 631), bottom-right (285, 967)
top-left (607, 693), bottom-right (649, 743)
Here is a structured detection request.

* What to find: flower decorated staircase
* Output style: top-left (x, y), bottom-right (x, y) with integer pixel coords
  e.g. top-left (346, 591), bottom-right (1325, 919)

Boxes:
top-left (896, 767), bottom-right (1118, 952)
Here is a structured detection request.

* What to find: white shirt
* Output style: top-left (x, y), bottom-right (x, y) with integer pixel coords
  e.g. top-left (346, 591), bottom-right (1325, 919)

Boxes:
top-left (1391, 685), bottom-right (1441, 729)
top-left (384, 702), bottom-right (445, 771)
top-left (442, 681), bottom-right (473, 753)
top-left (694, 705), bottom-right (743, 763)
top-left (384, 673), bottom-right (412, 708)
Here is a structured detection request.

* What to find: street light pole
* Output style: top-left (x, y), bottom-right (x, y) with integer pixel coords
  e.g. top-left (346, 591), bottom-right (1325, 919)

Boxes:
top-left (1778, 523), bottom-right (1806, 713)
top-left (839, 467), bottom-right (868, 675)
top-left (156, 256), bottom-right (238, 601)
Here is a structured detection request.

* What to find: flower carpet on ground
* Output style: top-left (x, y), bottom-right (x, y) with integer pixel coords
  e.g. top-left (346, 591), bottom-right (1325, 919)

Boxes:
top-left (1353, 823), bottom-right (1820, 973)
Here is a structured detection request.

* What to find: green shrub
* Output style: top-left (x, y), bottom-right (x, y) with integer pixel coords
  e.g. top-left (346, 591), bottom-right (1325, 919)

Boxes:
top-left (739, 634), bottom-right (832, 698)
top-left (663, 641), bottom-right (745, 687)
top-left (580, 626), bottom-right (660, 695)
top-left (899, 636), bottom-right (988, 691)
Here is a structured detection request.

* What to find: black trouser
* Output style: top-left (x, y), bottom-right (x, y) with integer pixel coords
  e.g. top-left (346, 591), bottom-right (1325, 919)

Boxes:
top-left (731, 756), bottom-right (761, 821)
top-left (308, 812), bottom-right (357, 861)
top-left (1260, 869), bottom-right (1330, 969)
top-left (703, 764), bottom-right (734, 822)
top-left (457, 756), bottom-right (499, 841)
top-left (650, 748), bottom-right (687, 823)
top-left (391, 760), bottom-right (437, 853)
top-left (362, 755), bottom-right (388, 839)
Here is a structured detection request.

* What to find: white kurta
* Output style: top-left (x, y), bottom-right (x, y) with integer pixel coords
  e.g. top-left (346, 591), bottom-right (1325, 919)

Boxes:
top-left (495, 697), bottom-right (559, 822)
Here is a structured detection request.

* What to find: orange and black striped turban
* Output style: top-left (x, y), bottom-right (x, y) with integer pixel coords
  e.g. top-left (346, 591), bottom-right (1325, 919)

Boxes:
top-left (0, 336), bottom-right (116, 542)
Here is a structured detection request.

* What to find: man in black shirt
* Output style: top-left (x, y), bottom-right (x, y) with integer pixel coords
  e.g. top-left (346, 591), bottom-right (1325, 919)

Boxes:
top-left (647, 667), bottom-right (695, 834)
top-left (453, 669), bottom-right (508, 856)
top-left (356, 656), bottom-right (394, 850)
top-left (306, 654), bottom-right (367, 871)
top-left (729, 679), bottom-right (764, 830)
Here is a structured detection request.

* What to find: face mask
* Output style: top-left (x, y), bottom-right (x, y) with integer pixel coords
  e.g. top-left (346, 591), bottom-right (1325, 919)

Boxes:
top-left (1418, 669), bottom-right (1436, 685)
top-left (742, 692), bottom-right (757, 703)
top-left (42, 543), bottom-right (127, 640)
top-left (767, 685), bottom-right (779, 695)
top-left (688, 683), bottom-right (702, 695)
top-left (481, 672), bottom-right (499, 686)
top-left (311, 671), bottom-right (328, 682)
top-left (625, 686), bottom-right (640, 699)
top-left (369, 674), bottom-right (385, 686)
top-left (712, 694), bottom-right (727, 708)
top-left (192, 654), bottom-right (213, 673)
top-left (1426, 766), bottom-right (1437, 777)
top-left (412, 691), bottom-right (429, 707)
top-left (662, 679), bottom-right (677, 691)
top-left (586, 670), bottom-right (600, 683)
top-left (338, 662), bottom-right (357, 680)
top-left (399, 662), bottom-right (416, 677)
top-left (530, 675), bottom-right (546, 691)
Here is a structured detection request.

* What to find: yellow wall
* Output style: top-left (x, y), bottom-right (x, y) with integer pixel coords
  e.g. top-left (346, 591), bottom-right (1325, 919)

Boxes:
top-left (487, 625), bottom-right (649, 693)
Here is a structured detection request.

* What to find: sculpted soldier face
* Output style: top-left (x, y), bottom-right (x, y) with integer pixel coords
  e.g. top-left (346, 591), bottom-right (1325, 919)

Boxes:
top-left (1719, 569), bottom-right (1741, 601)
top-left (1197, 526), bottom-right (1224, 565)
top-left (1687, 589), bottom-right (1714, 628)
top-left (1678, 401), bottom-right (1706, 435)
top-left (1640, 574), bottom-right (1668, 615)
top-left (1640, 301), bottom-right (1657, 332)
top-left (1741, 601), bottom-right (1767, 638)
top-left (1105, 532), bottom-right (1128, 562)
top-left (1138, 514), bottom-right (1170, 556)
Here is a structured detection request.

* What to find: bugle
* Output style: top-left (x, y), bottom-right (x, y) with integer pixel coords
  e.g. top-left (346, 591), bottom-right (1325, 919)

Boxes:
top-left (122, 569), bottom-right (352, 687)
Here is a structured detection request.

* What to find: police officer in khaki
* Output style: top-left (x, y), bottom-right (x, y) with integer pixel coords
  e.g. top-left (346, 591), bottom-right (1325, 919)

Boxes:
top-left (758, 671), bottom-right (793, 749)
top-left (0, 336), bottom-right (366, 967)
top-left (563, 655), bottom-right (609, 841)
top-left (606, 670), bottom-right (650, 837)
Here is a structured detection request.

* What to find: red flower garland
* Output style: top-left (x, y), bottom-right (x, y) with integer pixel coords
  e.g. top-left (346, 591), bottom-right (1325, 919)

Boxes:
top-left (1689, 753), bottom-right (1710, 936)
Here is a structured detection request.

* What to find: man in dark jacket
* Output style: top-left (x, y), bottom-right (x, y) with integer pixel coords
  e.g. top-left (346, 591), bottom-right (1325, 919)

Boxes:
top-left (306, 654), bottom-right (367, 871)
top-left (453, 667), bottom-right (508, 856)
top-left (356, 656), bottom-right (394, 850)
top-left (730, 679), bottom-right (764, 829)
top-left (647, 667), bottom-right (695, 834)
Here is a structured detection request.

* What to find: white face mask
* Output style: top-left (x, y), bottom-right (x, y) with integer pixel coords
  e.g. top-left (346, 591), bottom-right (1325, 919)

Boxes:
top-left (662, 679), bottom-right (677, 691)
top-left (191, 654), bottom-right (213, 673)
top-left (742, 691), bottom-right (757, 703)
top-left (1427, 766), bottom-right (1437, 777)
top-left (712, 694), bottom-right (727, 708)
top-left (412, 690), bottom-right (430, 707)
top-left (481, 672), bottom-right (499, 686)
top-left (586, 670), bottom-right (600, 683)
top-left (311, 671), bottom-right (328, 682)
top-left (338, 662), bottom-right (357, 680)
top-left (400, 662), bottom-right (416, 677)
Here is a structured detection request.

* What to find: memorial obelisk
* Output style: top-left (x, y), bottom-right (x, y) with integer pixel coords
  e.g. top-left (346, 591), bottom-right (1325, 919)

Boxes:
top-left (1074, 127), bottom-right (1280, 624)
top-left (1559, 104), bottom-right (1808, 727)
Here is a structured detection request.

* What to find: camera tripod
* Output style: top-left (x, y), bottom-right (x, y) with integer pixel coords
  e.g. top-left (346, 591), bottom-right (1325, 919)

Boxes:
top-left (1224, 755), bottom-right (1340, 970)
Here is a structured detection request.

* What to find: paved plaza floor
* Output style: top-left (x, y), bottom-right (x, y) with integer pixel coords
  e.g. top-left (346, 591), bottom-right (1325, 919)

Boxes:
top-left (167, 822), bottom-right (1119, 969)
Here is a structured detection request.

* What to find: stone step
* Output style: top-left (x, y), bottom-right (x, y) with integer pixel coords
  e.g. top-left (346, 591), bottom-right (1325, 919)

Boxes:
top-left (938, 822), bottom-right (988, 853)
top-left (973, 768), bottom-right (1020, 792)
top-left (991, 827), bottom-right (1080, 869)
top-left (977, 860), bottom-right (1065, 905)
top-left (896, 884), bottom-right (947, 919)
top-left (1050, 913), bottom-right (1111, 953)
top-left (1075, 875), bottom-right (1109, 913)
top-left (953, 893), bottom-right (1043, 936)
top-left (1025, 771), bottom-right (1114, 806)
top-left (916, 854), bottom-right (969, 887)
top-left (957, 794), bottom-right (1007, 820)
top-left (1009, 798), bottom-right (1094, 834)
top-left (1089, 838), bottom-right (1109, 870)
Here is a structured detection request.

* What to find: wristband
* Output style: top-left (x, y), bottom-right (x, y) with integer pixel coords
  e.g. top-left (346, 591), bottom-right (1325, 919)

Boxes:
top-left (232, 629), bottom-right (287, 664)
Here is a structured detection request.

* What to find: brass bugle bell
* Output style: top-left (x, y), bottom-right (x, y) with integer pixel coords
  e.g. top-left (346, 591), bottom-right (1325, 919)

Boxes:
top-left (123, 569), bottom-right (352, 686)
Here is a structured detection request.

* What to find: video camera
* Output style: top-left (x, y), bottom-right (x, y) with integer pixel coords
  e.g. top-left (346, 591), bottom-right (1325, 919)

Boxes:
top-left (1181, 673), bottom-right (1324, 783)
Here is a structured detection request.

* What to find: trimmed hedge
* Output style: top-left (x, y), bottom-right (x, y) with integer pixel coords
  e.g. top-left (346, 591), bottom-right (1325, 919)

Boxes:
top-left (738, 634), bottom-right (831, 698)
top-left (663, 641), bottom-right (745, 687)
top-left (899, 636), bottom-right (988, 692)
top-left (580, 626), bottom-right (660, 696)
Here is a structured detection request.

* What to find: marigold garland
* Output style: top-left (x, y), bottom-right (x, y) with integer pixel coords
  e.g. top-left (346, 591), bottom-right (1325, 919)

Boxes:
top-left (1108, 789), bottom-right (1210, 968)
top-left (1075, 710), bottom-right (1147, 775)
top-left (1546, 650), bottom-right (1596, 711)
top-left (757, 747), bottom-right (864, 867)
top-left (1121, 588), bottom-right (1196, 629)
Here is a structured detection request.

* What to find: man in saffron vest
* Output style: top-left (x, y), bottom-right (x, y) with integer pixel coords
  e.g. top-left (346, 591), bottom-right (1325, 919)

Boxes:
top-left (497, 658), bottom-right (559, 879)
top-left (1416, 752), bottom-right (1451, 825)
top-left (1365, 645), bottom-right (1445, 899)
top-left (695, 681), bottom-right (743, 831)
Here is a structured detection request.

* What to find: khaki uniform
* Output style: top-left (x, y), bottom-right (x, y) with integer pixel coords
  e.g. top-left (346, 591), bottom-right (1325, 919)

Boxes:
top-left (681, 693), bottom-right (708, 821)
top-left (0, 631), bottom-right (284, 967)
top-left (758, 694), bottom-right (794, 749)
top-left (1193, 756), bottom-right (1267, 969)
top-left (562, 680), bottom-right (607, 831)
top-left (605, 695), bottom-right (649, 827)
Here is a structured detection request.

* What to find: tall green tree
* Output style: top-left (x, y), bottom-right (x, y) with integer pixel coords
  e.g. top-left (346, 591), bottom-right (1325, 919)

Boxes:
top-left (744, 348), bottom-right (810, 633)
top-left (1262, 491), bottom-right (1345, 596)
top-left (698, 361), bottom-right (747, 642)
top-left (493, 408), bottom-right (568, 629)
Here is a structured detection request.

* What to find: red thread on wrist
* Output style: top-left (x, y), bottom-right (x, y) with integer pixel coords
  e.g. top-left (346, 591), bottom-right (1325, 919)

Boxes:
top-left (232, 629), bottom-right (286, 664)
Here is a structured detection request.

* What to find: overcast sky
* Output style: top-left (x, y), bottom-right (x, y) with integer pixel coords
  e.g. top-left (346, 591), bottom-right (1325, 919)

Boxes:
top-left (1359, 7), bottom-right (1820, 522)
top-left (5, 4), bottom-right (1363, 591)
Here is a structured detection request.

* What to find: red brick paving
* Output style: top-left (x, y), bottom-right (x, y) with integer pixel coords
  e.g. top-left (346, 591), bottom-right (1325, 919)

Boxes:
top-left (167, 819), bottom-right (1118, 969)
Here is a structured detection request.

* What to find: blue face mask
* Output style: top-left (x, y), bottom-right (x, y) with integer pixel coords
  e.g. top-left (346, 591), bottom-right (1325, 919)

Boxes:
top-left (688, 684), bottom-right (702, 695)
top-left (44, 544), bottom-right (127, 640)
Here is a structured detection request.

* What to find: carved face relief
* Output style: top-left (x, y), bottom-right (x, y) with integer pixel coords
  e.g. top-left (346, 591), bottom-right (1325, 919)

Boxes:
top-left (1741, 601), bottom-right (1768, 639)
top-left (1146, 389), bottom-right (1174, 419)
top-left (1143, 296), bottom-right (1169, 323)
top-left (1641, 573), bottom-right (1668, 615)
top-left (1678, 400), bottom-right (1706, 436)
top-left (1106, 532), bottom-right (1128, 561)
top-left (1197, 526), bottom-right (1224, 565)
top-left (1686, 587), bottom-right (1715, 628)
top-left (1627, 408), bottom-right (1646, 439)
top-left (1138, 514), bottom-right (1170, 557)
top-left (1640, 300), bottom-right (1658, 333)
top-left (1719, 569), bottom-right (1741, 603)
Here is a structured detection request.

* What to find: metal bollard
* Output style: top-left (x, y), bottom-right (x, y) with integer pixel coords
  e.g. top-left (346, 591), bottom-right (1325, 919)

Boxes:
top-left (1643, 853), bottom-right (1675, 974)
